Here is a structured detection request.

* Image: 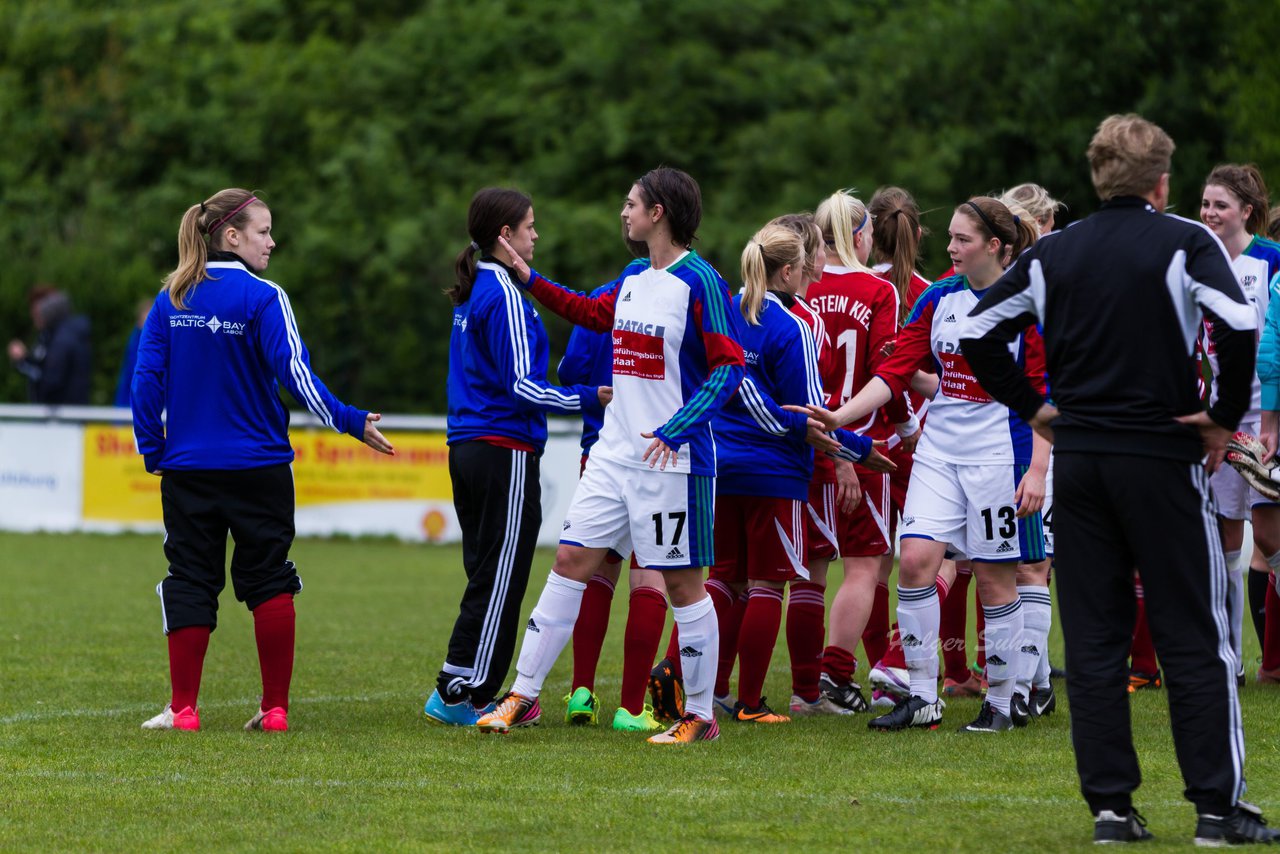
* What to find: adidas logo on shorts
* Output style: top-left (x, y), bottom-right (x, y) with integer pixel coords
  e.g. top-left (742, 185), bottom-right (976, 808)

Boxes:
top-left (527, 618), bottom-right (540, 633)
top-left (996, 541), bottom-right (1015, 554)
top-left (988, 654), bottom-right (1007, 666)
top-left (562, 520), bottom-right (571, 530)
top-left (621, 291), bottom-right (633, 302)
top-left (944, 313), bottom-right (957, 322)
top-left (680, 645), bottom-right (702, 658)
top-left (665, 546), bottom-right (684, 560)
top-left (902, 516), bottom-right (915, 527)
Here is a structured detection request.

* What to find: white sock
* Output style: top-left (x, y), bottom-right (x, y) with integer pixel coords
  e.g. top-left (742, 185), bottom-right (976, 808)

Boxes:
top-left (897, 585), bottom-right (940, 703)
top-left (982, 599), bottom-right (1024, 717)
top-left (1226, 549), bottom-right (1244, 672)
top-left (673, 595), bottom-right (719, 720)
top-left (1016, 585), bottom-right (1052, 694)
top-left (510, 572), bottom-right (587, 699)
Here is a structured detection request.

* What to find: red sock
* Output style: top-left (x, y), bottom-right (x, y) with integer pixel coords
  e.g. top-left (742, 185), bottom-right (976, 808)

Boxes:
top-left (168, 625), bottom-right (211, 712)
top-left (862, 582), bottom-right (890, 665)
top-left (975, 588), bottom-right (987, 671)
top-left (821, 644), bottom-right (857, 685)
top-left (787, 581), bottom-right (826, 702)
top-left (706, 580), bottom-right (741, 697)
top-left (571, 575), bottom-right (616, 691)
top-left (621, 587), bottom-right (667, 715)
top-left (1128, 584), bottom-right (1159, 674)
top-left (881, 623), bottom-right (907, 670)
top-left (941, 568), bottom-right (972, 682)
top-left (253, 593), bottom-right (295, 712)
top-left (664, 623), bottom-right (682, 679)
top-left (1264, 576), bottom-right (1280, 671)
top-left (737, 587), bottom-right (784, 708)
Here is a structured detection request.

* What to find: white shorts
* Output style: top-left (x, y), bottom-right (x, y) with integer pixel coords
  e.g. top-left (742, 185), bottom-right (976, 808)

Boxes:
top-left (899, 453), bottom-right (1045, 564)
top-left (560, 455), bottom-right (715, 570)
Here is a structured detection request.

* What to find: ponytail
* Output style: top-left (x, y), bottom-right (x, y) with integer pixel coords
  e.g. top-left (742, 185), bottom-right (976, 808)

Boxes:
top-left (868, 186), bottom-right (924, 324)
top-left (447, 188), bottom-right (531, 306)
top-left (814, 190), bottom-right (873, 273)
top-left (163, 187), bottom-right (263, 310)
top-left (1206, 163), bottom-right (1271, 236)
top-left (740, 223), bottom-right (805, 325)
top-left (956, 197), bottom-right (1035, 269)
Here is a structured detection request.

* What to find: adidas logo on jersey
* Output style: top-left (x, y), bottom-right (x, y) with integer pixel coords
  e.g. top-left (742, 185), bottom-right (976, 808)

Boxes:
top-left (526, 618), bottom-right (540, 633)
top-left (1020, 643), bottom-right (1040, 656)
top-left (943, 313), bottom-right (957, 323)
top-left (996, 541), bottom-right (1015, 554)
top-left (621, 291), bottom-right (633, 302)
top-left (901, 633), bottom-right (922, 648)
top-left (679, 645), bottom-right (702, 658)
top-left (665, 546), bottom-right (684, 560)
top-left (987, 654), bottom-right (1007, 666)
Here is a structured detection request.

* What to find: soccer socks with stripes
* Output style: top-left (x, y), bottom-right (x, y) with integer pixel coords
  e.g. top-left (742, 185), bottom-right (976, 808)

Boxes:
top-left (252, 593), bottom-right (296, 712)
top-left (1224, 550), bottom-right (1244, 671)
top-left (1130, 581), bottom-right (1158, 675)
top-left (570, 574), bottom-right (615, 692)
top-left (673, 595), bottom-right (719, 720)
top-left (736, 586), bottom-right (784, 708)
top-left (882, 577), bottom-right (947, 672)
top-left (1015, 585), bottom-right (1052, 695)
top-left (620, 586), bottom-right (667, 715)
top-left (897, 585), bottom-right (940, 703)
top-left (706, 580), bottom-right (743, 698)
top-left (168, 625), bottom-right (211, 712)
top-left (941, 565), bottom-right (973, 682)
top-left (787, 581), bottom-right (826, 702)
top-left (1249, 568), bottom-right (1271, 650)
top-left (861, 582), bottom-right (890, 666)
top-left (511, 572), bottom-right (587, 699)
top-left (982, 599), bottom-right (1024, 717)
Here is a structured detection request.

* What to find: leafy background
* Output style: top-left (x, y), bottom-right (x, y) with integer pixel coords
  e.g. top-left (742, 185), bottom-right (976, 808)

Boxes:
top-left (1, 0), bottom-right (1272, 410)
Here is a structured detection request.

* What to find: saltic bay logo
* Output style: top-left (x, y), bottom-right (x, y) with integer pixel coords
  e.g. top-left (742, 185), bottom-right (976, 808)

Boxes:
top-left (170, 314), bottom-right (246, 335)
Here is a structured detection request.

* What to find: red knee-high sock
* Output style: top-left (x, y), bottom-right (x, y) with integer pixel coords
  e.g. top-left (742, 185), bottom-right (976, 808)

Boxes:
top-left (787, 581), bottom-right (826, 702)
top-left (862, 582), bottom-right (890, 666)
top-left (168, 625), bottom-right (211, 712)
top-left (706, 580), bottom-right (740, 697)
top-left (571, 575), bottom-right (616, 691)
top-left (737, 587), bottom-right (785, 708)
top-left (1130, 582), bottom-right (1158, 674)
top-left (1264, 576), bottom-right (1280, 671)
top-left (821, 644), bottom-right (857, 685)
top-left (252, 593), bottom-right (295, 712)
top-left (975, 588), bottom-right (987, 671)
top-left (941, 568), bottom-right (972, 682)
top-left (621, 587), bottom-right (668, 715)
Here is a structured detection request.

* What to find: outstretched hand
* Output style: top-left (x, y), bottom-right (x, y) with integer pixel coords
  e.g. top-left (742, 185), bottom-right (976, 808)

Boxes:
top-left (859, 442), bottom-right (897, 474)
top-left (363, 413), bottom-right (395, 456)
top-left (784, 403), bottom-right (840, 432)
top-left (495, 236), bottom-right (532, 284)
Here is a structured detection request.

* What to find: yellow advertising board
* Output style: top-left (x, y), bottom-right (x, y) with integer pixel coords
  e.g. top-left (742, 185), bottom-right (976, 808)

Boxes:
top-left (82, 425), bottom-right (161, 523)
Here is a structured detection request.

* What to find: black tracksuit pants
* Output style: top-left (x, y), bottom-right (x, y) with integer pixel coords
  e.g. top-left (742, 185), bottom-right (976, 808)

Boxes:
top-left (437, 441), bottom-right (541, 708)
top-left (1054, 452), bottom-right (1244, 816)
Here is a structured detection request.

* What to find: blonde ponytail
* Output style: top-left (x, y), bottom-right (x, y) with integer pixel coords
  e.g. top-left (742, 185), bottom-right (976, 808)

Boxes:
top-left (163, 188), bottom-right (264, 310)
top-left (740, 223), bottom-right (805, 325)
top-left (814, 190), bottom-right (873, 272)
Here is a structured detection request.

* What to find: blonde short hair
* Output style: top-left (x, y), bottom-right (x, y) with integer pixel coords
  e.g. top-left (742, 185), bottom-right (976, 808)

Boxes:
top-left (1087, 114), bottom-right (1174, 201)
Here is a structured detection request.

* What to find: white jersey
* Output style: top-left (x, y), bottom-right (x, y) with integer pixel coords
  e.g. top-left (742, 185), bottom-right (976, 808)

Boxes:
top-left (1205, 251), bottom-right (1270, 418)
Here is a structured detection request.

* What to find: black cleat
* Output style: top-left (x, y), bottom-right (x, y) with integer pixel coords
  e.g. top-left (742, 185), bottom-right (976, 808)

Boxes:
top-left (1195, 801), bottom-right (1280, 846)
top-left (958, 700), bottom-right (1014, 733)
top-left (1093, 809), bottom-right (1154, 844)
top-left (1010, 692), bottom-right (1031, 727)
top-left (1030, 684), bottom-right (1057, 718)
top-left (867, 694), bottom-right (943, 731)
top-left (819, 673), bottom-right (869, 713)
top-left (647, 658), bottom-right (686, 723)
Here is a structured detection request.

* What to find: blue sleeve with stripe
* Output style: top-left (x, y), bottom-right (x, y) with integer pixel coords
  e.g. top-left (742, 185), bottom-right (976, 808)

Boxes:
top-left (735, 310), bottom-right (824, 439)
top-left (254, 287), bottom-right (369, 439)
top-left (130, 296), bottom-right (168, 473)
top-left (484, 282), bottom-right (602, 418)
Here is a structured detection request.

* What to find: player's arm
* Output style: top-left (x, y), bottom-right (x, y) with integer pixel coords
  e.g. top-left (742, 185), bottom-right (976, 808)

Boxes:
top-left (495, 238), bottom-right (632, 332)
top-left (130, 297), bottom-right (169, 473)
top-left (737, 324), bottom-right (837, 450)
top-left (1187, 231), bottom-right (1257, 431)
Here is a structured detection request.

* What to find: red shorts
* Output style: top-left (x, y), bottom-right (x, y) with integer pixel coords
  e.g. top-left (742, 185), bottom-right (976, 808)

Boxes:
top-left (709, 494), bottom-right (807, 583)
top-left (839, 470), bottom-right (892, 558)
top-left (807, 480), bottom-right (840, 562)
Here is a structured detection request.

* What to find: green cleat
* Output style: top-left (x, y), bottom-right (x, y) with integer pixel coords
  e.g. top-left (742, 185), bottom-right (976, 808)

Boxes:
top-left (612, 704), bottom-right (662, 732)
top-left (564, 687), bottom-right (599, 725)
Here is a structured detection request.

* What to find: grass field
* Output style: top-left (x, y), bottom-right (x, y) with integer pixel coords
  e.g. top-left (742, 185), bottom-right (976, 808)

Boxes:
top-left (3, 532), bottom-right (1279, 851)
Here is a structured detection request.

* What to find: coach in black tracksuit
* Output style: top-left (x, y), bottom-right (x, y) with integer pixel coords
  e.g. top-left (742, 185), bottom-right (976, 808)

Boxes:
top-left (959, 115), bottom-right (1276, 845)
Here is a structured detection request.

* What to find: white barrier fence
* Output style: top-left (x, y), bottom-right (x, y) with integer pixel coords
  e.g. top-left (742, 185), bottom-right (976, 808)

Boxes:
top-left (0, 405), bottom-right (585, 546)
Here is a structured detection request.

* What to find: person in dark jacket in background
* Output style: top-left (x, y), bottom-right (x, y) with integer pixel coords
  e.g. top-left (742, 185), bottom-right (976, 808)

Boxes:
top-left (8, 286), bottom-right (92, 404)
top-left (959, 114), bottom-right (1277, 846)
